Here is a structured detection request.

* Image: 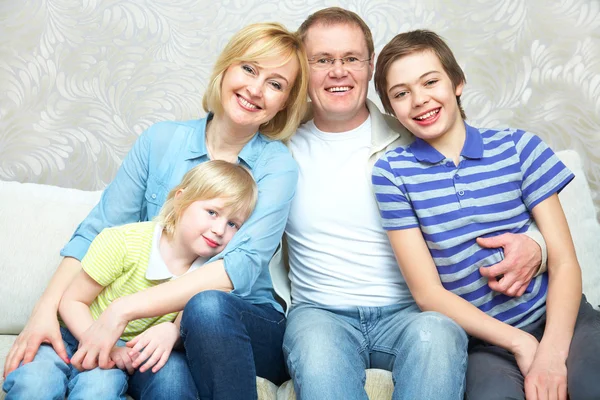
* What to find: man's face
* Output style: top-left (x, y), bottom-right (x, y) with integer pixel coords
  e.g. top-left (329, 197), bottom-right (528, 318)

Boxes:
top-left (304, 23), bottom-right (373, 132)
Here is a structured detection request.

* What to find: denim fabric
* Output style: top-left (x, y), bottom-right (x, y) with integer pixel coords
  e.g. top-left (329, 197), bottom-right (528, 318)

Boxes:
top-left (283, 302), bottom-right (468, 400)
top-left (181, 290), bottom-right (287, 400)
top-left (466, 295), bottom-right (600, 400)
top-left (127, 350), bottom-right (198, 400)
top-left (3, 327), bottom-right (128, 400)
top-left (60, 115), bottom-right (298, 313)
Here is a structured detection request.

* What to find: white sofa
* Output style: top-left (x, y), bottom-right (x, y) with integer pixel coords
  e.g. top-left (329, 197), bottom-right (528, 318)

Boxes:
top-left (1, 150), bottom-right (599, 400)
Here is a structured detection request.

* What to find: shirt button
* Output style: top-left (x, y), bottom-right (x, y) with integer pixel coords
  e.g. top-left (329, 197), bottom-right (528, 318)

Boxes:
top-left (151, 194), bottom-right (157, 199)
top-left (446, 162), bottom-right (453, 167)
top-left (455, 174), bottom-right (460, 180)
top-left (458, 190), bottom-right (465, 196)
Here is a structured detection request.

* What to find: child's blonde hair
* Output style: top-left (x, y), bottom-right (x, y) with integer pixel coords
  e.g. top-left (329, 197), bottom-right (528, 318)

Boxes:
top-left (156, 160), bottom-right (258, 237)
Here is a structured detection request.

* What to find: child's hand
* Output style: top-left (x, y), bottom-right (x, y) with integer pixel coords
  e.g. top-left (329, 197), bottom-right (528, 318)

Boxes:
top-left (126, 322), bottom-right (179, 373)
top-left (512, 332), bottom-right (539, 377)
top-left (110, 346), bottom-right (137, 375)
top-left (524, 344), bottom-right (568, 400)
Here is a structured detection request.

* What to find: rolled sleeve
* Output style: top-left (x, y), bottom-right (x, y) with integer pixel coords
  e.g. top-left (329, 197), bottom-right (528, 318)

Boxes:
top-left (211, 148), bottom-right (298, 297)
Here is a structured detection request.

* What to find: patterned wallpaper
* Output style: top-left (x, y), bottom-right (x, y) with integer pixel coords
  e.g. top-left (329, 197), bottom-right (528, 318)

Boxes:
top-left (1, 0), bottom-right (599, 219)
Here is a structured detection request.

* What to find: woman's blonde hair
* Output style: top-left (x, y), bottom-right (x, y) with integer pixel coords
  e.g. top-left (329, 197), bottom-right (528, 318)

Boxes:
top-left (202, 22), bottom-right (309, 141)
top-left (156, 160), bottom-right (258, 238)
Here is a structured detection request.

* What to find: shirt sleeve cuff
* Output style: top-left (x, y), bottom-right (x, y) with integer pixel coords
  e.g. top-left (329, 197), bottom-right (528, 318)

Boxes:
top-left (60, 236), bottom-right (92, 262)
top-left (523, 225), bottom-right (548, 276)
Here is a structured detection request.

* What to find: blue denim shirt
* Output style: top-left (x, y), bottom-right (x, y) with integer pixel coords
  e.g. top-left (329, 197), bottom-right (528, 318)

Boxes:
top-left (61, 115), bottom-right (298, 313)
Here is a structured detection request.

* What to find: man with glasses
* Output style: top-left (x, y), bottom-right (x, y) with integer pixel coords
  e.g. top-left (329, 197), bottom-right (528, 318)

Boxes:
top-left (279, 7), bottom-right (546, 399)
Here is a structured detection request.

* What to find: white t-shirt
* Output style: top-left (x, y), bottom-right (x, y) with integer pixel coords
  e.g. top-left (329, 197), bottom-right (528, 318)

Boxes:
top-left (286, 118), bottom-right (414, 307)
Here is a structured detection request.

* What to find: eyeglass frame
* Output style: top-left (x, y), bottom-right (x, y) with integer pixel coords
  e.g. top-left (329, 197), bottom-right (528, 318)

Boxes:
top-left (307, 55), bottom-right (373, 70)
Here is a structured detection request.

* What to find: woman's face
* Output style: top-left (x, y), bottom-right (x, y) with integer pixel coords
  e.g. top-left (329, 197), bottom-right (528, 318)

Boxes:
top-left (219, 48), bottom-right (299, 132)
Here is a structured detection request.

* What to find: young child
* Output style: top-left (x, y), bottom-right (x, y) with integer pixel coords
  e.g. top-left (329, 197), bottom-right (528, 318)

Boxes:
top-left (371, 30), bottom-right (600, 399)
top-left (3, 160), bottom-right (257, 399)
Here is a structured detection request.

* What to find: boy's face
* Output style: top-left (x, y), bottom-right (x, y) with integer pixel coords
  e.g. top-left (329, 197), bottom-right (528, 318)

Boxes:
top-left (175, 197), bottom-right (245, 258)
top-left (386, 50), bottom-right (464, 146)
top-left (303, 22), bottom-right (373, 132)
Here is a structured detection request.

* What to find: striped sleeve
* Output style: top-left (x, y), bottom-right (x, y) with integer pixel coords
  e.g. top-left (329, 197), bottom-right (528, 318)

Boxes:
top-left (81, 228), bottom-right (126, 287)
top-left (372, 153), bottom-right (419, 230)
top-left (512, 130), bottom-right (574, 210)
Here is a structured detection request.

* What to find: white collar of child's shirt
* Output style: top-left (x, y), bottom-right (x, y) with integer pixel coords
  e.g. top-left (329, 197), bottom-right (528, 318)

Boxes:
top-left (145, 223), bottom-right (205, 281)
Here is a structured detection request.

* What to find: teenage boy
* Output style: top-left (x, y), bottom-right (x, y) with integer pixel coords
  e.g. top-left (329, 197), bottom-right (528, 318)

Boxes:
top-left (278, 7), bottom-right (548, 399)
top-left (372, 29), bottom-right (600, 400)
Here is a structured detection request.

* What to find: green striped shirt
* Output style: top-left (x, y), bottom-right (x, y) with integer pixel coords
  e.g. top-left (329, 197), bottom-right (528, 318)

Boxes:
top-left (82, 221), bottom-right (178, 341)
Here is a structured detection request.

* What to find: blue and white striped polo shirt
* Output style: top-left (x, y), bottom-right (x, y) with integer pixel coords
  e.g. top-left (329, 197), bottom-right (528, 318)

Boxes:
top-left (372, 123), bottom-right (574, 328)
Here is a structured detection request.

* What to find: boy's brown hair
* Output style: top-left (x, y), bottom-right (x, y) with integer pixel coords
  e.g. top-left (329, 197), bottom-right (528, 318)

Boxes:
top-left (297, 7), bottom-right (374, 58)
top-left (374, 29), bottom-right (467, 119)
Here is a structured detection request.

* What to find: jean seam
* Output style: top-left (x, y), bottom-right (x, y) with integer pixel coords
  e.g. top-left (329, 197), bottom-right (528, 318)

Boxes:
top-left (239, 310), bottom-right (285, 325)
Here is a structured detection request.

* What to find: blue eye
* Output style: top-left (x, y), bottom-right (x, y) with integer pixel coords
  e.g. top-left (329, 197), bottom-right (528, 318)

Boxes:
top-left (227, 221), bottom-right (238, 229)
top-left (207, 210), bottom-right (217, 216)
top-left (394, 91), bottom-right (408, 99)
top-left (425, 79), bottom-right (438, 86)
top-left (270, 81), bottom-right (282, 90)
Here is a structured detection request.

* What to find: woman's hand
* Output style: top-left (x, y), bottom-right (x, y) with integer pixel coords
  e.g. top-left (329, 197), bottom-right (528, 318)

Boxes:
top-left (70, 302), bottom-right (128, 371)
top-left (126, 322), bottom-right (180, 373)
top-left (3, 306), bottom-right (69, 378)
top-left (524, 344), bottom-right (568, 400)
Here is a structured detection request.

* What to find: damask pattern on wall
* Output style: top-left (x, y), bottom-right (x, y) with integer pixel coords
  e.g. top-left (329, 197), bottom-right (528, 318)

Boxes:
top-left (1, 0), bottom-right (599, 218)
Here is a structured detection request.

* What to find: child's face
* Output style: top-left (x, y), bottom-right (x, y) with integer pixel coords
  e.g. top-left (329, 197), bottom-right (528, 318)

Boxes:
top-left (175, 197), bottom-right (246, 258)
top-left (386, 50), bottom-right (464, 146)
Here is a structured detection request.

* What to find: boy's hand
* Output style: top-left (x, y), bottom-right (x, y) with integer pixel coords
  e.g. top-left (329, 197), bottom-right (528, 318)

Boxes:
top-left (511, 331), bottom-right (539, 377)
top-left (110, 346), bottom-right (137, 375)
top-left (477, 233), bottom-right (541, 297)
top-left (524, 344), bottom-right (568, 400)
top-left (126, 322), bottom-right (179, 373)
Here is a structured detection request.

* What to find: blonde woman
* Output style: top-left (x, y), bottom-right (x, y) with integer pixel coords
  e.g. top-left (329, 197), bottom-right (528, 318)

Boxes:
top-left (4, 22), bottom-right (308, 400)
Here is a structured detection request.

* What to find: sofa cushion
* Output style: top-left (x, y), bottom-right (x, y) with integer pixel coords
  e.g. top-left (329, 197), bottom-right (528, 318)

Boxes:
top-left (556, 150), bottom-right (600, 309)
top-left (0, 181), bottom-right (102, 334)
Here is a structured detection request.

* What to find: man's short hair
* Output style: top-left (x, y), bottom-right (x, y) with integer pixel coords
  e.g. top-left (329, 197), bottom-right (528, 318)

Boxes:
top-left (297, 7), bottom-right (374, 58)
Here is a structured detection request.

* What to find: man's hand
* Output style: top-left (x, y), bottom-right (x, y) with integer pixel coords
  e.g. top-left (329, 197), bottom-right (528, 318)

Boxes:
top-left (477, 233), bottom-right (542, 297)
top-left (70, 303), bottom-right (128, 371)
top-left (524, 345), bottom-right (568, 400)
top-left (126, 322), bottom-right (180, 373)
top-left (3, 307), bottom-right (69, 378)
top-left (110, 346), bottom-right (137, 375)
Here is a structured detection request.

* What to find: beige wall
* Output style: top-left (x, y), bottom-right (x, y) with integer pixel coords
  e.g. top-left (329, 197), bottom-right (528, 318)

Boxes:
top-left (1, 0), bottom-right (599, 219)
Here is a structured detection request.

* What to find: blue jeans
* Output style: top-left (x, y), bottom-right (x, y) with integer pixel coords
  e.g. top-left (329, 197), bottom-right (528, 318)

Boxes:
top-left (181, 290), bottom-right (288, 400)
top-left (283, 302), bottom-right (468, 400)
top-left (127, 349), bottom-right (198, 400)
top-left (3, 327), bottom-right (128, 400)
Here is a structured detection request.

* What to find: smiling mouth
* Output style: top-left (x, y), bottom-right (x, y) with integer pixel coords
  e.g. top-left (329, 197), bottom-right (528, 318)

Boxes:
top-left (414, 108), bottom-right (440, 120)
top-left (237, 95), bottom-right (261, 110)
top-left (326, 86), bottom-right (352, 93)
top-left (203, 236), bottom-right (219, 248)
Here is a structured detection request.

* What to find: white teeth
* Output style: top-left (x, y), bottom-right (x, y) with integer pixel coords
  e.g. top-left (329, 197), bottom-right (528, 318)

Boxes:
top-left (415, 109), bottom-right (439, 120)
top-left (327, 86), bottom-right (351, 92)
top-left (238, 96), bottom-right (258, 109)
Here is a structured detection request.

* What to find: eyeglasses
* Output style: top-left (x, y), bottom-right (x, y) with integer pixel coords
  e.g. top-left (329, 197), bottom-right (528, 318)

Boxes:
top-left (308, 56), bottom-right (372, 71)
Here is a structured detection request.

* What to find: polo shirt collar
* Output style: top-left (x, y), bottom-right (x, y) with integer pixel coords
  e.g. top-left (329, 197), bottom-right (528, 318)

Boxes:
top-left (146, 223), bottom-right (205, 281)
top-left (184, 113), bottom-right (262, 169)
top-left (410, 122), bottom-right (483, 164)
